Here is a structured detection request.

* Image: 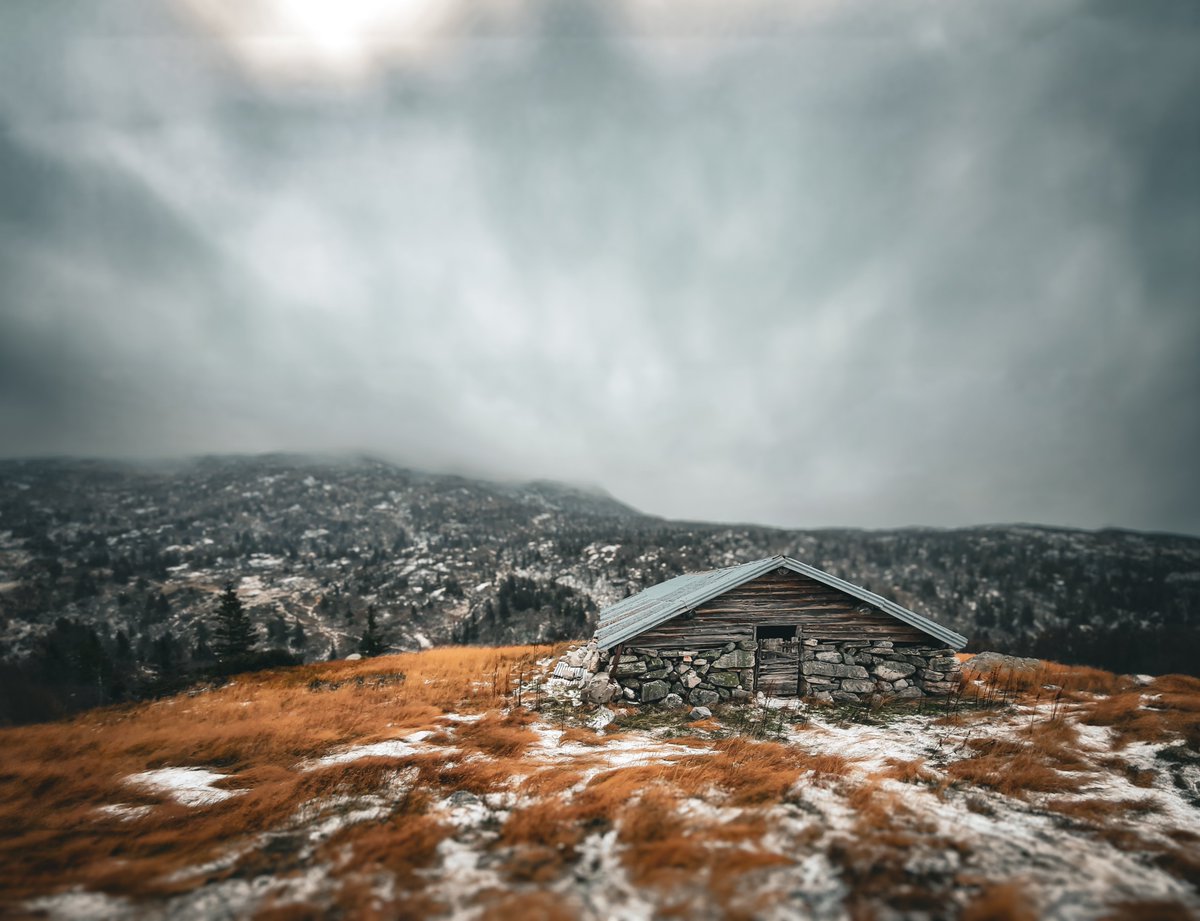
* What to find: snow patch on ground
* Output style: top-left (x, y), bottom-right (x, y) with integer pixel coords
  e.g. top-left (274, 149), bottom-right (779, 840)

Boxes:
top-left (126, 767), bottom-right (240, 807)
top-left (306, 731), bottom-right (446, 768)
top-left (96, 803), bottom-right (154, 821)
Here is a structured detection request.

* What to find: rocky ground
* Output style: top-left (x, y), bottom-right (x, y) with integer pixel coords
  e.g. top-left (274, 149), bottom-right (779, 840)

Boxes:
top-left (2, 648), bottom-right (1198, 921)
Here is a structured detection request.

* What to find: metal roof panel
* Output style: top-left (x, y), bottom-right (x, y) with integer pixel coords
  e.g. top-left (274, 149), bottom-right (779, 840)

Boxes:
top-left (594, 555), bottom-right (967, 650)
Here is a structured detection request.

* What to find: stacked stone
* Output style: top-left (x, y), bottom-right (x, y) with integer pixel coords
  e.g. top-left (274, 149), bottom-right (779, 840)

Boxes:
top-left (612, 642), bottom-right (757, 706)
top-left (800, 640), bottom-right (962, 703)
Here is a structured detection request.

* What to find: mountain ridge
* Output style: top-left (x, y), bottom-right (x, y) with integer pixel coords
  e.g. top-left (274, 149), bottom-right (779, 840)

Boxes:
top-left (1, 454), bottom-right (1197, 722)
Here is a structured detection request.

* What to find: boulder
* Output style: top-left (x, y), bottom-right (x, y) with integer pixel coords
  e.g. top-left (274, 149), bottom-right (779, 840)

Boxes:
top-left (690, 688), bottom-right (720, 707)
top-left (830, 690), bottom-right (861, 702)
top-left (893, 686), bottom-right (925, 699)
top-left (614, 659), bottom-right (647, 677)
top-left (815, 651), bottom-right (843, 663)
top-left (926, 657), bottom-right (960, 671)
top-left (712, 649), bottom-right (755, 669)
top-left (688, 706), bottom-right (713, 721)
top-left (581, 674), bottom-right (618, 705)
top-left (640, 680), bottom-right (670, 703)
top-left (662, 693), bottom-right (685, 709)
top-left (811, 691), bottom-right (834, 704)
top-left (622, 686), bottom-right (636, 701)
top-left (731, 688), bottom-right (751, 700)
top-left (872, 662), bottom-right (917, 681)
top-left (802, 661), bottom-right (870, 679)
top-left (840, 678), bottom-right (878, 694)
top-left (963, 651), bottom-right (1039, 673)
top-left (642, 667), bottom-right (672, 681)
top-left (682, 672), bottom-right (702, 689)
top-left (708, 671), bottom-right (740, 688)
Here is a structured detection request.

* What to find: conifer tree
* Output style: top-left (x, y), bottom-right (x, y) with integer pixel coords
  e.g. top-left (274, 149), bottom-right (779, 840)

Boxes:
top-left (213, 583), bottom-right (256, 663)
top-left (359, 606), bottom-right (386, 657)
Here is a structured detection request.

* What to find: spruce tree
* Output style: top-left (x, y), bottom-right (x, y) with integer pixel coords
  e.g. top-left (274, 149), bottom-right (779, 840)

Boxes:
top-left (213, 583), bottom-right (256, 664)
top-left (359, 606), bottom-right (386, 657)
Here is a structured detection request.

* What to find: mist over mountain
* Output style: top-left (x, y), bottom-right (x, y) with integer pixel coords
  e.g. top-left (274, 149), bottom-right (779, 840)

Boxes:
top-left (2, 455), bottom-right (1197, 722)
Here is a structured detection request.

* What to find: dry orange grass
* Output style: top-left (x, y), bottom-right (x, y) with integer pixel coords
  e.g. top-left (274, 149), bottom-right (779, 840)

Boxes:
top-left (1076, 680), bottom-right (1200, 749)
top-left (322, 811), bottom-right (452, 888)
top-left (0, 645), bottom-right (552, 906)
top-left (1101, 901), bottom-right (1199, 921)
top-left (944, 718), bottom-right (1099, 799)
top-left (1043, 796), bottom-right (1160, 825)
top-left (453, 710), bottom-right (540, 758)
top-left (829, 778), bottom-right (967, 917)
top-left (960, 882), bottom-right (1037, 921)
top-left (614, 788), bottom-right (792, 919)
top-left (967, 661), bottom-right (1200, 749)
top-left (878, 757), bottom-right (938, 786)
top-left (499, 798), bottom-right (589, 882)
top-left (483, 890), bottom-right (579, 921)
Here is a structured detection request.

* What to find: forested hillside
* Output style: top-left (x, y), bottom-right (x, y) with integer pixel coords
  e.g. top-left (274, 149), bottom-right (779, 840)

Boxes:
top-left (1, 456), bottom-right (1197, 721)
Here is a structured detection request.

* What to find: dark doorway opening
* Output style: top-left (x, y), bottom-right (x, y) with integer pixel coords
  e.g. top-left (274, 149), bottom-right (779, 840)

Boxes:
top-left (755, 624), bottom-right (802, 696)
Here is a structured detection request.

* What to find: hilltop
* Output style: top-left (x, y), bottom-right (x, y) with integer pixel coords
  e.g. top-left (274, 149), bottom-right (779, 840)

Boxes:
top-left (1, 648), bottom-right (1198, 920)
top-left (1, 455), bottom-right (1199, 722)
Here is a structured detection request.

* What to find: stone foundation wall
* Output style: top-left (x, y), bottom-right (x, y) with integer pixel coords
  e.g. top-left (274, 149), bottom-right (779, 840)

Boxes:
top-left (611, 643), bottom-right (757, 707)
top-left (800, 640), bottom-right (962, 703)
top-left (560, 638), bottom-right (963, 706)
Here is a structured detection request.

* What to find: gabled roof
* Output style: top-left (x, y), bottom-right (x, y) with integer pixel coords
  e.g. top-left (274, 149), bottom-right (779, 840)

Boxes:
top-left (594, 555), bottom-right (967, 651)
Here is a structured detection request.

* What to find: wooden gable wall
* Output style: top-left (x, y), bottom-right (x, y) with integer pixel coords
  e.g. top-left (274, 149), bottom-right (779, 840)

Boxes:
top-left (629, 566), bottom-right (929, 649)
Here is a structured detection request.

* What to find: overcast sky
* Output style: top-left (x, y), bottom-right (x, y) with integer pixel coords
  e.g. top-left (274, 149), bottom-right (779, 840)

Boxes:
top-left (0, 0), bottom-right (1197, 534)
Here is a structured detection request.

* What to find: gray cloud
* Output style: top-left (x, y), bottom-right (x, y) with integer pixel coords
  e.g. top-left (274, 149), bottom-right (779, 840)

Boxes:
top-left (1, 0), bottom-right (1198, 534)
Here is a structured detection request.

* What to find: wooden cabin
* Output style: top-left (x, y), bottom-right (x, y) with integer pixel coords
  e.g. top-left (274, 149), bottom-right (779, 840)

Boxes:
top-left (593, 555), bottom-right (967, 704)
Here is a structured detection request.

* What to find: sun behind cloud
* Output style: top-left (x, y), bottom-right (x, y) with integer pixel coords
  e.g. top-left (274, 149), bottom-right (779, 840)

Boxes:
top-left (176, 0), bottom-right (482, 80)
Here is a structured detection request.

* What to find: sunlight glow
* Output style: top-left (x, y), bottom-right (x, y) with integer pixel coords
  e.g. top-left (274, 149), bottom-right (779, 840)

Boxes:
top-left (179, 0), bottom-right (460, 79)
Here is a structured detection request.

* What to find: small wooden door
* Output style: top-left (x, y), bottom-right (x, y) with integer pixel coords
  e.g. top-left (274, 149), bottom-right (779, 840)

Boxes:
top-left (755, 625), bottom-right (802, 696)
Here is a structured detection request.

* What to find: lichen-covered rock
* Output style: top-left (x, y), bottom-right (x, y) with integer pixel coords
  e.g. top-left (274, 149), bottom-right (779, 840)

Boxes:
top-left (708, 671), bottom-right (740, 688)
top-left (687, 706), bottom-right (712, 721)
top-left (581, 674), bottom-right (618, 705)
top-left (963, 651), bottom-right (1040, 673)
top-left (689, 688), bottom-right (720, 707)
top-left (815, 651), bottom-right (842, 663)
top-left (662, 693), bottom-right (685, 708)
top-left (841, 678), bottom-right (877, 694)
top-left (712, 649), bottom-right (755, 669)
top-left (803, 661), bottom-right (870, 679)
top-left (614, 659), bottom-right (647, 677)
top-left (640, 680), bottom-right (670, 703)
top-left (873, 662), bottom-right (917, 681)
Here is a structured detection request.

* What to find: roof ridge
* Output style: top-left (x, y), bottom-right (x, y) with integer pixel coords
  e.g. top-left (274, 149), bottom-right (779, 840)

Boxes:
top-left (595, 554), bottom-right (966, 650)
